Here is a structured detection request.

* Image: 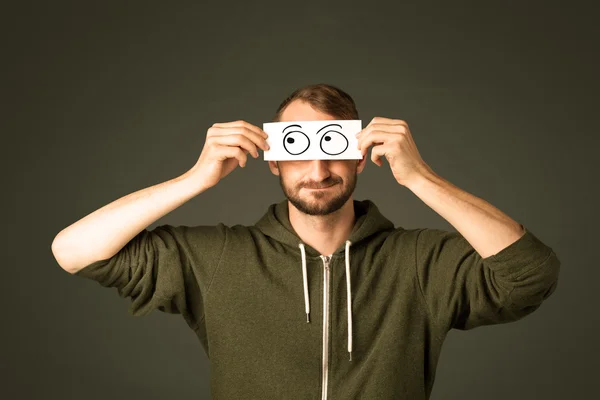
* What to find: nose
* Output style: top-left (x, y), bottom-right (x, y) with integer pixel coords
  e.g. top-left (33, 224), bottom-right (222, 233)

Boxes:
top-left (307, 159), bottom-right (331, 182)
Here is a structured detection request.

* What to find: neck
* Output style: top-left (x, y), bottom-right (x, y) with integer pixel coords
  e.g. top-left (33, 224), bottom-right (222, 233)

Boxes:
top-left (288, 198), bottom-right (356, 256)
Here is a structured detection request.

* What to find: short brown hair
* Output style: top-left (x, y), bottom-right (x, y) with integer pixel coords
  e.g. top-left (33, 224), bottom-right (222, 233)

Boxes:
top-left (272, 83), bottom-right (359, 122)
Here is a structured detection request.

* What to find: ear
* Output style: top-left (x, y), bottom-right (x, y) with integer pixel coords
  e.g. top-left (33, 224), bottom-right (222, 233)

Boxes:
top-left (356, 153), bottom-right (367, 174)
top-left (268, 160), bottom-right (280, 176)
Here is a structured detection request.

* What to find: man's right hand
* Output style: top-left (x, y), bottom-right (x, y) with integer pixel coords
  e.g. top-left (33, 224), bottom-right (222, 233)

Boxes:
top-left (188, 120), bottom-right (270, 190)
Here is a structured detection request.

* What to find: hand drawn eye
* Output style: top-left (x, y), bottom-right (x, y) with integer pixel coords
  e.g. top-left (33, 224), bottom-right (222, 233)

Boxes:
top-left (283, 130), bottom-right (310, 155)
top-left (320, 130), bottom-right (348, 156)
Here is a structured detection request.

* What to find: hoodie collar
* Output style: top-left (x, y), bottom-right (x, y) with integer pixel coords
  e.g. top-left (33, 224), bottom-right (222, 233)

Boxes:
top-left (254, 198), bottom-right (395, 258)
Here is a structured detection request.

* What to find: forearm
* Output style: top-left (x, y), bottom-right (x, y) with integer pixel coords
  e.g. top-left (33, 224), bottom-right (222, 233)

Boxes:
top-left (52, 170), bottom-right (208, 274)
top-left (406, 170), bottom-right (525, 259)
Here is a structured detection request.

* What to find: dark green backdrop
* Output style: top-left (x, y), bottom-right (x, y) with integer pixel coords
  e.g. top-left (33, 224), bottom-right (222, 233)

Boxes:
top-left (4, 0), bottom-right (597, 399)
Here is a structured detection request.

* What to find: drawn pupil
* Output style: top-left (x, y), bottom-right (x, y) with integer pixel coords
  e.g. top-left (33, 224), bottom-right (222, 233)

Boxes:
top-left (324, 136), bottom-right (331, 141)
top-left (287, 138), bottom-right (295, 144)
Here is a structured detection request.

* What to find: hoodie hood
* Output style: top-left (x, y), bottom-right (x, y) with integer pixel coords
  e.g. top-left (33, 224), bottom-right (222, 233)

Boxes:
top-left (254, 198), bottom-right (396, 361)
top-left (254, 198), bottom-right (395, 258)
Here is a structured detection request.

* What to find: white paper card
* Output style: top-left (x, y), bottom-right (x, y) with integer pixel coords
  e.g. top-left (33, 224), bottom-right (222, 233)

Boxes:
top-left (262, 120), bottom-right (363, 161)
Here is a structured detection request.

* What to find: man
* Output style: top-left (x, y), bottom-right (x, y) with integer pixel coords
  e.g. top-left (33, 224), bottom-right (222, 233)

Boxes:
top-left (52, 83), bottom-right (560, 400)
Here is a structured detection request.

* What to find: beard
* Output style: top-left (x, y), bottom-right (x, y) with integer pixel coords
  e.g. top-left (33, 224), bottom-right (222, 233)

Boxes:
top-left (278, 164), bottom-right (358, 216)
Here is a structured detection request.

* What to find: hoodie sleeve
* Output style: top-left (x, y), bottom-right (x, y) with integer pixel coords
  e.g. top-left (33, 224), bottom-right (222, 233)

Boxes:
top-left (414, 225), bottom-right (560, 333)
top-left (73, 223), bottom-right (227, 330)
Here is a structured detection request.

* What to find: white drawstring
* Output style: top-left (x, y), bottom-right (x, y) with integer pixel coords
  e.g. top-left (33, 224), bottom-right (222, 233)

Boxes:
top-left (298, 241), bottom-right (353, 362)
top-left (299, 243), bottom-right (310, 323)
top-left (345, 240), bottom-right (353, 361)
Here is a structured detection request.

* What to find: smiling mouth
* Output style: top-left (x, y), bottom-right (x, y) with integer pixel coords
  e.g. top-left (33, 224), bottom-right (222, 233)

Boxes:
top-left (305, 183), bottom-right (337, 190)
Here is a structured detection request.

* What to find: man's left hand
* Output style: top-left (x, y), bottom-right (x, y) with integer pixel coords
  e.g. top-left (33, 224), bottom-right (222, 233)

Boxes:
top-left (356, 117), bottom-right (434, 187)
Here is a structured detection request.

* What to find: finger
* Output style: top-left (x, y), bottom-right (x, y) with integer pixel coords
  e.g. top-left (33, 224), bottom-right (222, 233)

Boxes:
top-left (222, 127), bottom-right (269, 151)
top-left (356, 126), bottom-right (385, 142)
top-left (212, 133), bottom-right (261, 158)
top-left (360, 124), bottom-right (407, 137)
top-left (217, 145), bottom-right (249, 167)
top-left (209, 126), bottom-right (269, 152)
top-left (357, 125), bottom-right (407, 151)
top-left (370, 143), bottom-right (391, 167)
top-left (357, 130), bottom-right (388, 154)
top-left (212, 120), bottom-right (268, 139)
top-left (369, 117), bottom-right (408, 127)
top-left (361, 147), bottom-right (368, 159)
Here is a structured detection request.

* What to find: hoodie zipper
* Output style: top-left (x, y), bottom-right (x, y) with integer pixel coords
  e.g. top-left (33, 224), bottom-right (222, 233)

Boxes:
top-left (321, 255), bottom-right (331, 400)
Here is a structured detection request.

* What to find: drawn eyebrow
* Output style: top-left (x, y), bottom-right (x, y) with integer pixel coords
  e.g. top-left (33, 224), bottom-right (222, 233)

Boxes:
top-left (316, 123), bottom-right (342, 135)
top-left (283, 124), bottom-right (302, 133)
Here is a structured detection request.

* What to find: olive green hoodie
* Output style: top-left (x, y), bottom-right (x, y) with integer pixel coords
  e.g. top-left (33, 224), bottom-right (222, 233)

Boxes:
top-left (74, 198), bottom-right (560, 399)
